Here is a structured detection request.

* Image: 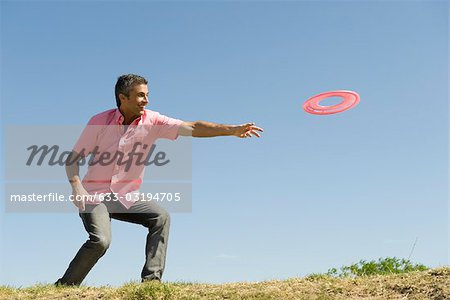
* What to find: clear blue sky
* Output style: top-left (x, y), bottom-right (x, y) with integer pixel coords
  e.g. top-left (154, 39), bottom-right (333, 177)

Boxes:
top-left (1, 0), bottom-right (448, 287)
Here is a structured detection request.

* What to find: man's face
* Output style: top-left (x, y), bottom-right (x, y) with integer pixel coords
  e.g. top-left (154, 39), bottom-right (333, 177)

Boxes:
top-left (120, 84), bottom-right (149, 118)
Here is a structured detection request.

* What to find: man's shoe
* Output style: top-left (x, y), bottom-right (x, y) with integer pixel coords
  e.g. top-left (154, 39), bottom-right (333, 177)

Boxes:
top-left (54, 279), bottom-right (64, 286)
top-left (141, 278), bottom-right (161, 283)
top-left (54, 279), bottom-right (77, 287)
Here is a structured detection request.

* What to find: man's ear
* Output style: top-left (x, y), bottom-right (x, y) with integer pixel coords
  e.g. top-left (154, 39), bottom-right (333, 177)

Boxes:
top-left (118, 93), bottom-right (128, 105)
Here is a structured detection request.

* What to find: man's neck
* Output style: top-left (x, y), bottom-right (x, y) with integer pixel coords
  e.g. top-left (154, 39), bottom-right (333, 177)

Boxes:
top-left (118, 108), bottom-right (139, 125)
top-left (123, 117), bottom-right (137, 126)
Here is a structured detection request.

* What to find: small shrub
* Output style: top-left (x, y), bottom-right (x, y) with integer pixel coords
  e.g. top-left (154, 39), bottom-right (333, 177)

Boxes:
top-left (326, 257), bottom-right (429, 278)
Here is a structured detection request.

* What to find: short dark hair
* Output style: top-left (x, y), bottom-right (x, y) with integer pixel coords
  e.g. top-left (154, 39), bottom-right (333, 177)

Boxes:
top-left (115, 74), bottom-right (148, 108)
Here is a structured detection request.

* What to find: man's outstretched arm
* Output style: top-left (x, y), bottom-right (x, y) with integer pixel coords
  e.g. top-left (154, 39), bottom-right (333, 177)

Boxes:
top-left (178, 121), bottom-right (264, 138)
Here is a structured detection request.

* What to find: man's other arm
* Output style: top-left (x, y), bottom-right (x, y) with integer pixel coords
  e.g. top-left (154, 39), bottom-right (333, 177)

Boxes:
top-left (66, 151), bottom-right (90, 211)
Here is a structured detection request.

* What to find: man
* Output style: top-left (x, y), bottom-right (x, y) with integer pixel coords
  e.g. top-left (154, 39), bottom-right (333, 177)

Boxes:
top-left (55, 74), bottom-right (263, 286)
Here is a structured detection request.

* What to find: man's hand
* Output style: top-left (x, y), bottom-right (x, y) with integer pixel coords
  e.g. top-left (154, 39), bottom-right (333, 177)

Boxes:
top-left (70, 183), bottom-right (90, 212)
top-left (232, 123), bottom-right (264, 138)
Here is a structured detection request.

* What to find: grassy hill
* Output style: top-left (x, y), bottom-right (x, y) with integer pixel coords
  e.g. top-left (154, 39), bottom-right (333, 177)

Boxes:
top-left (1, 267), bottom-right (449, 300)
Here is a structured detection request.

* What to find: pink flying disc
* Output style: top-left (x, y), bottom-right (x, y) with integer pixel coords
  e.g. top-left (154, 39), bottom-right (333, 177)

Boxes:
top-left (303, 90), bottom-right (360, 115)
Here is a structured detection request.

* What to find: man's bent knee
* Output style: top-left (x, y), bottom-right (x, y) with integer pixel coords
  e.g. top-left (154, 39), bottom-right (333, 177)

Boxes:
top-left (146, 211), bottom-right (170, 229)
top-left (89, 236), bottom-right (111, 252)
top-left (159, 211), bottom-right (170, 227)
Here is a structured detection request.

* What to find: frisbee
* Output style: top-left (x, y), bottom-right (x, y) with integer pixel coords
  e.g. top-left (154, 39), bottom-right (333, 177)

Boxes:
top-left (303, 90), bottom-right (360, 115)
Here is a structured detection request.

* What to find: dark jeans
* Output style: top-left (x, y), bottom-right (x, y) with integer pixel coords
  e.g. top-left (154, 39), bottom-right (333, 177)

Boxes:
top-left (56, 197), bottom-right (170, 285)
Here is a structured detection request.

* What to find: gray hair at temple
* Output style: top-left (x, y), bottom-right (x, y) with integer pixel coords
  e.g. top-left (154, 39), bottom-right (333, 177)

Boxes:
top-left (115, 74), bottom-right (148, 108)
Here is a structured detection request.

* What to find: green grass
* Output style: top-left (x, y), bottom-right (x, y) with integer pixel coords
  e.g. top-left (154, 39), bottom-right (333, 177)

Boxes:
top-left (325, 257), bottom-right (429, 278)
top-left (118, 281), bottom-right (175, 300)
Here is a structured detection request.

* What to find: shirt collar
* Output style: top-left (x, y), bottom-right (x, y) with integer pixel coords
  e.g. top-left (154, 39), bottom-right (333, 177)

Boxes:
top-left (114, 108), bottom-right (146, 125)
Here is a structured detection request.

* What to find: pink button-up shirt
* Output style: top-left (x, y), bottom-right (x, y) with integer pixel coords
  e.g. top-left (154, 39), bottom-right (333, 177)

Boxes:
top-left (73, 108), bottom-right (183, 209)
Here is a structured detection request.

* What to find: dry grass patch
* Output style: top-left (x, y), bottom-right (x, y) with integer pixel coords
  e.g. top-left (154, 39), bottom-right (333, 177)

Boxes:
top-left (1, 267), bottom-right (448, 300)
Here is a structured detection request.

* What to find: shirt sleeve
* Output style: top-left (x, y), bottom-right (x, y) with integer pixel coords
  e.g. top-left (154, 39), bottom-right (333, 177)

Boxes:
top-left (153, 112), bottom-right (183, 140)
top-left (72, 116), bottom-right (101, 156)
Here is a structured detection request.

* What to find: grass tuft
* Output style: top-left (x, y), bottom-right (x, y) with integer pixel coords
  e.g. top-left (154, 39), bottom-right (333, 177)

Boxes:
top-left (326, 257), bottom-right (429, 278)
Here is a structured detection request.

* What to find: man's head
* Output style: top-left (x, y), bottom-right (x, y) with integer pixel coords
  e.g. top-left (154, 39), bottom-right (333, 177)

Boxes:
top-left (115, 74), bottom-right (149, 121)
top-left (115, 74), bottom-right (148, 108)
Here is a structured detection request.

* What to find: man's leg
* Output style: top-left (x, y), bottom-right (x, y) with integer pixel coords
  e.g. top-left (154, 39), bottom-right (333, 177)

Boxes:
top-left (110, 200), bottom-right (170, 281)
top-left (56, 203), bottom-right (112, 286)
